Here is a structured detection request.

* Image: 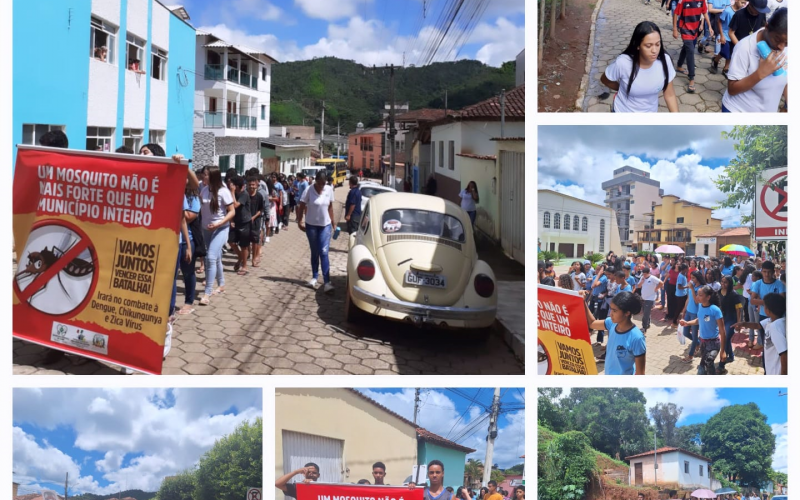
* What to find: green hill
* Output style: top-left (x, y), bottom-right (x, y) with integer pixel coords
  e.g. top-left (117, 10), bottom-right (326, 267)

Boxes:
top-left (70, 490), bottom-right (156, 500)
top-left (270, 56), bottom-right (517, 133)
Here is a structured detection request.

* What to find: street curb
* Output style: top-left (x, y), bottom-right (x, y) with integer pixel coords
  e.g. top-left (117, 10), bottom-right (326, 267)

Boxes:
top-left (492, 318), bottom-right (525, 364)
top-left (575, 0), bottom-right (608, 111)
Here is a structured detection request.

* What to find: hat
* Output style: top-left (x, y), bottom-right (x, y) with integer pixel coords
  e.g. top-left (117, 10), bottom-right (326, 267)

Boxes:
top-left (749, 0), bottom-right (770, 13)
top-left (583, 260), bottom-right (591, 265)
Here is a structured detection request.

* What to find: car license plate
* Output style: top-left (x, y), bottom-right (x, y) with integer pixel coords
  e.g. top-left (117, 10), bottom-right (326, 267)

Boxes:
top-left (404, 271), bottom-right (446, 289)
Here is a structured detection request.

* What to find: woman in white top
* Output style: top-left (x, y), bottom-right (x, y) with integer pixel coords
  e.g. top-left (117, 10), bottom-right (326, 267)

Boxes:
top-left (297, 170), bottom-right (335, 293)
top-left (459, 181), bottom-right (479, 228)
top-left (601, 21), bottom-right (679, 112)
top-left (199, 166), bottom-right (235, 305)
top-left (722, 8), bottom-right (788, 112)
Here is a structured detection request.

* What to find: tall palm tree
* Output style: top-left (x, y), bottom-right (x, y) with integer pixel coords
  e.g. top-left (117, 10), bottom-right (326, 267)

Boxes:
top-left (464, 459), bottom-right (484, 487)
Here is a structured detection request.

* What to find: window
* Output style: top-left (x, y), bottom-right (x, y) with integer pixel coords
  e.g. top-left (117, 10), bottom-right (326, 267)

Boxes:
top-left (630, 200), bottom-right (635, 204)
top-left (149, 130), bottom-right (165, 148)
top-left (573, 216), bottom-right (579, 231)
top-left (630, 215), bottom-right (635, 219)
top-left (90, 16), bottom-right (117, 64)
top-left (381, 209), bottom-right (465, 242)
top-left (123, 128), bottom-right (143, 153)
top-left (630, 184), bottom-right (635, 189)
top-left (677, 217), bottom-right (685, 223)
top-left (684, 461), bottom-right (690, 474)
top-left (554, 213), bottom-right (561, 230)
top-left (657, 219), bottom-right (662, 225)
top-left (209, 97), bottom-right (218, 112)
top-left (235, 154), bottom-right (245, 174)
top-left (86, 126), bottom-right (114, 151)
top-left (448, 140), bottom-right (454, 170)
top-left (564, 214), bottom-right (571, 230)
top-left (219, 155), bottom-right (230, 169)
top-left (629, 229), bottom-right (634, 234)
top-left (707, 219), bottom-right (709, 224)
top-left (22, 124), bottom-right (65, 145)
top-left (599, 219), bottom-right (606, 253)
top-left (261, 105), bottom-right (266, 120)
top-left (439, 141), bottom-right (444, 168)
top-left (582, 217), bottom-right (588, 232)
top-left (262, 67), bottom-right (267, 80)
top-left (699, 465), bottom-right (704, 477)
top-left (126, 33), bottom-right (146, 72)
top-left (151, 46), bottom-right (168, 80)
top-left (543, 211), bottom-right (551, 228)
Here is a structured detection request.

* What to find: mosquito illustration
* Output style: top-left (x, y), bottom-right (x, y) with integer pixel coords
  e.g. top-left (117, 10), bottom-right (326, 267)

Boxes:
top-left (15, 231), bottom-right (94, 301)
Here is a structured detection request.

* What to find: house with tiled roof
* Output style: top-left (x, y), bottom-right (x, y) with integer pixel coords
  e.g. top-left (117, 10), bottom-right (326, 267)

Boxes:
top-left (426, 85), bottom-right (526, 264)
top-left (275, 388), bottom-right (477, 499)
top-left (694, 226), bottom-right (753, 258)
top-left (625, 447), bottom-right (718, 489)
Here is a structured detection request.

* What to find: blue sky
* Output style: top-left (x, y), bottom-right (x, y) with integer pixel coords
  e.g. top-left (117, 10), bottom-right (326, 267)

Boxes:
top-left (538, 125), bottom-right (754, 228)
top-left (358, 388), bottom-right (525, 468)
top-left (13, 388), bottom-right (262, 496)
top-left (178, 0), bottom-right (525, 67)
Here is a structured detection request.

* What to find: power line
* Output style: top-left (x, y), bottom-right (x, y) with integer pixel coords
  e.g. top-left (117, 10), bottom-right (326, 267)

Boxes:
top-left (446, 388), bottom-right (483, 439)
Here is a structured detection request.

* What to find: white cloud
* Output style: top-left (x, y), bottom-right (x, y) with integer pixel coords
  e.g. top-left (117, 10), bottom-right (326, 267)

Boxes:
top-left (233, 0), bottom-right (286, 21)
top-left (472, 18), bottom-right (525, 67)
top-left (639, 388), bottom-right (729, 423)
top-left (294, 0), bottom-right (368, 21)
top-left (13, 389), bottom-right (262, 495)
top-left (771, 423), bottom-right (788, 473)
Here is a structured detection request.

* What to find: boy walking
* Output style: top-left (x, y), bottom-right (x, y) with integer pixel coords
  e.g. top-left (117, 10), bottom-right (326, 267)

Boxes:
top-left (674, 0), bottom-right (714, 93)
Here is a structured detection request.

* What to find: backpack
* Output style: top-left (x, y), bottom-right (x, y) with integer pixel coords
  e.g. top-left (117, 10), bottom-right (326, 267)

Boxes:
top-left (188, 207), bottom-right (207, 258)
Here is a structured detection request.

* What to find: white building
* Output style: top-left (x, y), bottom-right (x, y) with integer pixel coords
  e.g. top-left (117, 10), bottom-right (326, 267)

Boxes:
top-left (260, 137), bottom-right (314, 175)
top-left (601, 166), bottom-right (664, 253)
top-left (193, 30), bottom-right (277, 173)
top-left (626, 448), bottom-right (716, 490)
top-left (539, 189), bottom-right (622, 258)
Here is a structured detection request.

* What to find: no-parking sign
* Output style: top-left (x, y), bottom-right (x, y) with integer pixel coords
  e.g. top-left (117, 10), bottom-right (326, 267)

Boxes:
top-left (247, 487), bottom-right (262, 500)
top-left (754, 167), bottom-right (788, 240)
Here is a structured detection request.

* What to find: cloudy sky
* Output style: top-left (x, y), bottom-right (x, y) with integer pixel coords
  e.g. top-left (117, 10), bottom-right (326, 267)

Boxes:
top-left (358, 388), bottom-right (525, 468)
top-left (13, 388), bottom-right (262, 496)
top-left (179, 0), bottom-right (525, 67)
top-left (538, 126), bottom-right (751, 228)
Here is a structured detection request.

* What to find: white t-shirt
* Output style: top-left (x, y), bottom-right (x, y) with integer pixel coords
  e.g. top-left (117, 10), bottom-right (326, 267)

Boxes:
top-left (638, 275), bottom-right (662, 301)
top-left (301, 184), bottom-right (334, 227)
top-left (766, 0), bottom-right (785, 18)
top-left (572, 272), bottom-right (586, 291)
top-left (761, 317), bottom-right (787, 374)
top-left (199, 185), bottom-right (234, 227)
top-left (722, 30), bottom-right (788, 112)
top-left (460, 189), bottom-right (477, 211)
top-left (605, 53), bottom-right (676, 112)
top-left (743, 273), bottom-right (753, 299)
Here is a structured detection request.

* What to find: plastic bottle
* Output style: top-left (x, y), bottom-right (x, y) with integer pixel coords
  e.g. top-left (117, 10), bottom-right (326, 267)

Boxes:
top-left (333, 225), bottom-right (341, 240)
top-left (757, 41), bottom-right (786, 77)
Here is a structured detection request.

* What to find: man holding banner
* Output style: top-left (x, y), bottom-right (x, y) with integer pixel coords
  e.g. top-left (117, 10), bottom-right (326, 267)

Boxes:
top-left (275, 463), bottom-right (320, 498)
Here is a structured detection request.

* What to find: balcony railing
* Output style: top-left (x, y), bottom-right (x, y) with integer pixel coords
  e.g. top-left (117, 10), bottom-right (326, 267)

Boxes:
top-left (205, 64), bottom-right (224, 80)
top-left (205, 63), bottom-right (262, 89)
top-left (226, 113), bottom-right (239, 128)
top-left (227, 67), bottom-right (239, 83)
top-left (222, 114), bottom-right (257, 130)
top-left (204, 111), bottom-right (223, 128)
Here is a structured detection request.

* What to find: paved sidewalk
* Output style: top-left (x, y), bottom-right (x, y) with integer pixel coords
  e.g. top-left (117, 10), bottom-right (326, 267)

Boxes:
top-left (14, 187), bottom-right (524, 376)
top-left (583, 0), bottom-right (727, 112)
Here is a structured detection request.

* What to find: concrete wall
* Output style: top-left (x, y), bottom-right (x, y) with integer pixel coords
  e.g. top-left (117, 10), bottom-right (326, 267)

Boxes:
top-left (630, 453), bottom-right (711, 489)
top-left (165, 13), bottom-right (196, 158)
top-left (539, 190), bottom-right (622, 256)
top-left (88, 58), bottom-right (120, 128)
top-left (275, 389), bottom-right (418, 498)
top-left (417, 441), bottom-right (468, 491)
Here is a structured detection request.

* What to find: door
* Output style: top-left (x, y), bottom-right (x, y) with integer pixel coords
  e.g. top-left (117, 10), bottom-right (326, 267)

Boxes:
top-left (282, 430), bottom-right (344, 499)
top-left (500, 151), bottom-right (525, 265)
top-left (549, 243), bottom-right (555, 252)
top-left (558, 243), bottom-right (574, 258)
top-left (577, 244), bottom-right (585, 258)
top-left (634, 463), bottom-right (643, 486)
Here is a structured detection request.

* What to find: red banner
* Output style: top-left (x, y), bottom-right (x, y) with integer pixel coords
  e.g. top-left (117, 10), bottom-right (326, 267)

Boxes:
top-left (13, 146), bottom-right (187, 374)
top-left (295, 483), bottom-right (425, 500)
top-left (537, 285), bottom-right (598, 375)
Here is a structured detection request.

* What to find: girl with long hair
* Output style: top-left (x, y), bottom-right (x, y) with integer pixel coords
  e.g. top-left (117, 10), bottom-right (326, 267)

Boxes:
top-left (601, 21), bottom-right (679, 112)
top-left (580, 290), bottom-right (647, 375)
top-left (460, 180), bottom-right (480, 228)
top-left (198, 166), bottom-right (235, 305)
top-left (679, 285), bottom-right (726, 374)
top-left (681, 270), bottom-right (707, 363)
top-left (718, 275), bottom-right (743, 371)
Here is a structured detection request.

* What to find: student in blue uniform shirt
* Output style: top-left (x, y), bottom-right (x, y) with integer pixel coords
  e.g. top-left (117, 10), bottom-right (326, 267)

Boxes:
top-left (590, 264), bottom-right (610, 344)
top-left (680, 285), bottom-right (726, 374)
top-left (580, 290), bottom-right (646, 375)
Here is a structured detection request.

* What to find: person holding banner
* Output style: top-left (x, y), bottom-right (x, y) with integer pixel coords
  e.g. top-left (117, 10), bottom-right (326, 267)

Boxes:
top-left (275, 463), bottom-right (320, 498)
top-left (199, 166), bottom-right (235, 305)
top-left (408, 460), bottom-right (452, 500)
top-left (372, 462), bottom-right (388, 485)
top-left (580, 290), bottom-right (647, 375)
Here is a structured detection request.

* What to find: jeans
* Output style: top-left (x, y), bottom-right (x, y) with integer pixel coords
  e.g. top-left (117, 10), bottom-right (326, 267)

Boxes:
top-left (748, 301), bottom-right (764, 345)
top-left (169, 243), bottom-right (184, 316)
top-left (685, 311), bottom-right (700, 356)
top-left (591, 296), bottom-right (608, 343)
top-left (467, 210), bottom-right (476, 228)
top-left (660, 285), bottom-right (666, 307)
top-left (306, 223), bottom-right (332, 283)
top-left (642, 300), bottom-right (655, 330)
top-left (721, 318), bottom-right (736, 363)
top-left (181, 239), bottom-right (197, 306)
top-left (677, 38), bottom-right (698, 80)
top-left (203, 225), bottom-right (230, 296)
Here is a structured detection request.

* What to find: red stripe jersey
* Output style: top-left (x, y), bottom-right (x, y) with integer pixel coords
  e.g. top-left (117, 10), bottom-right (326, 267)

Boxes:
top-left (675, 0), bottom-right (708, 40)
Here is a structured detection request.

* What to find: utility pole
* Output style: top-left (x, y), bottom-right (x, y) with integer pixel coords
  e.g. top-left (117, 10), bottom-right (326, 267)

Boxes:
top-left (654, 431), bottom-right (658, 486)
top-left (445, 89), bottom-right (448, 114)
top-left (482, 388), bottom-right (501, 487)
top-left (337, 120), bottom-right (341, 158)
top-left (320, 100), bottom-right (325, 159)
top-left (414, 388), bottom-right (421, 425)
top-left (500, 89), bottom-right (506, 138)
top-left (388, 64), bottom-right (396, 189)
top-left (65, 472), bottom-right (69, 500)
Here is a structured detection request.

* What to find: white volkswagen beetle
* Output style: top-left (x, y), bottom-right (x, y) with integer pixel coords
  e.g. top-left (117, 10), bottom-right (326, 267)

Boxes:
top-left (358, 181), bottom-right (396, 213)
top-left (345, 192), bottom-right (497, 329)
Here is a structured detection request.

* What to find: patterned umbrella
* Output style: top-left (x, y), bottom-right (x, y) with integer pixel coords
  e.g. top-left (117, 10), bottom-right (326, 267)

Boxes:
top-left (719, 244), bottom-right (755, 256)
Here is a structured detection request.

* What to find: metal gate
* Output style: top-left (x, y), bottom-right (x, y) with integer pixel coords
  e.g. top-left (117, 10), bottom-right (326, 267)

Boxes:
top-left (282, 430), bottom-right (344, 496)
top-left (500, 151), bottom-right (525, 265)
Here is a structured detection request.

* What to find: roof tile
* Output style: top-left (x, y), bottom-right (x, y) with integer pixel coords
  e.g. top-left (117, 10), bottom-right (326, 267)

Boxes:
top-left (458, 85), bottom-right (525, 120)
top-left (625, 446), bottom-right (712, 462)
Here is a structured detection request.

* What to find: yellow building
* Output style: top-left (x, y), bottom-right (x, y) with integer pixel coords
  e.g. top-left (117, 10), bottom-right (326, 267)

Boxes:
top-left (638, 195), bottom-right (723, 254)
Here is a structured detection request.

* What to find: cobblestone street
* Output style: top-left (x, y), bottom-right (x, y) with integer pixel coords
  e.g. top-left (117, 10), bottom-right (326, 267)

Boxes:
top-left (583, 0), bottom-right (728, 112)
top-left (14, 186), bottom-right (524, 376)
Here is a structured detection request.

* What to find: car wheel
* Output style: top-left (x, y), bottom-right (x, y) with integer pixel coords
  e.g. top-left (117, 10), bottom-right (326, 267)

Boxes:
top-left (345, 275), bottom-right (362, 323)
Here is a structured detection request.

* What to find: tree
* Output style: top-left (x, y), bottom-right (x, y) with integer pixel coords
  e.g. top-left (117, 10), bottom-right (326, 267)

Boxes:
top-left (504, 463), bottom-right (526, 475)
top-left (649, 403), bottom-right (682, 447)
top-left (156, 470), bottom-right (196, 500)
top-left (563, 388), bottom-right (651, 460)
top-left (538, 388), bottom-right (568, 433)
top-left (465, 459), bottom-right (484, 483)
top-left (701, 404), bottom-right (775, 488)
top-left (715, 126), bottom-right (787, 224)
top-left (538, 0), bottom-right (546, 66)
top-left (674, 423), bottom-right (704, 454)
top-left (538, 431), bottom-right (596, 500)
top-left (491, 468), bottom-right (506, 483)
top-left (770, 470), bottom-right (788, 488)
top-left (194, 418), bottom-right (263, 500)
top-left (549, 0), bottom-right (559, 41)
top-left (560, 0), bottom-right (567, 19)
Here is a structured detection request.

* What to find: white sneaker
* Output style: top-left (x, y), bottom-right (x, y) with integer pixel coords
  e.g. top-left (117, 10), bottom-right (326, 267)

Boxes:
top-left (323, 282), bottom-right (334, 293)
top-left (308, 278), bottom-right (318, 289)
top-left (265, 237), bottom-right (270, 243)
top-left (163, 323), bottom-right (173, 359)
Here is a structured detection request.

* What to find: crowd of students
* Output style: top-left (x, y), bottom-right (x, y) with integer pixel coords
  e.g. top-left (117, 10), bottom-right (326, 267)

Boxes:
top-left (599, 0), bottom-right (787, 112)
top-left (538, 250), bottom-right (787, 375)
top-left (276, 460), bottom-right (525, 500)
